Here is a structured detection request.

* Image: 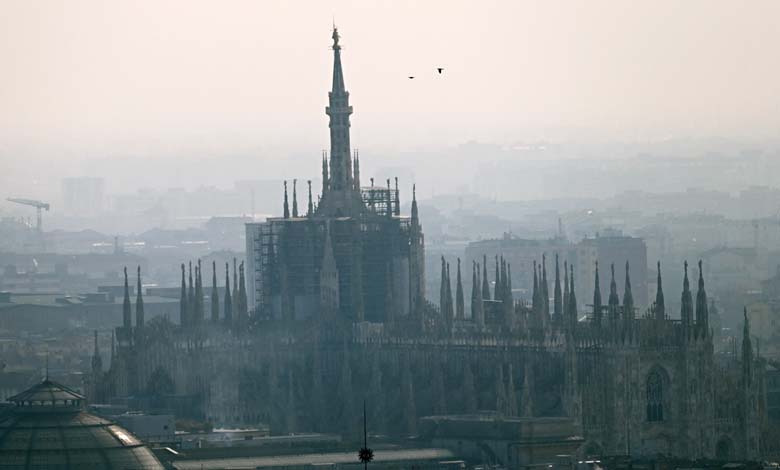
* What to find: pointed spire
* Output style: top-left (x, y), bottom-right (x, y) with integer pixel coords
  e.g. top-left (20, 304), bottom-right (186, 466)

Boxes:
top-left (475, 262), bottom-right (485, 328)
top-left (353, 150), bottom-right (361, 190)
top-left (553, 254), bottom-right (562, 325)
top-left (563, 260), bottom-right (570, 324)
top-left (608, 263), bottom-right (620, 327)
top-left (494, 255), bottom-right (500, 301)
top-left (197, 259), bottom-right (205, 323)
top-left (623, 261), bottom-right (634, 323)
top-left (186, 262), bottom-right (193, 325)
top-left (233, 258), bottom-right (238, 311)
top-left (326, 27), bottom-right (354, 191)
top-left (446, 262), bottom-right (454, 330)
top-left (386, 179), bottom-right (392, 217)
top-left (471, 261), bottom-right (478, 319)
top-left (292, 179), bottom-right (299, 217)
top-left (541, 254), bottom-right (549, 320)
top-left (743, 307), bottom-right (753, 384)
top-left (655, 261), bottom-right (665, 321)
top-left (322, 152), bottom-right (329, 193)
top-left (593, 261), bottom-right (602, 326)
top-left (696, 260), bottom-right (709, 332)
top-left (224, 262), bottom-right (233, 324)
top-left (532, 260), bottom-right (541, 328)
top-left (681, 261), bottom-right (693, 329)
top-left (507, 262), bottom-right (513, 305)
top-left (122, 266), bottom-right (131, 330)
top-left (135, 266), bottom-right (144, 330)
top-left (394, 177), bottom-right (400, 216)
top-left (411, 184), bottom-right (419, 228)
top-left (331, 27), bottom-right (345, 92)
top-left (238, 261), bottom-right (248, 324)
top-left (194, 263), bottom-right (200, 324)
top-left (283, 181), bottom-right (290, 218)
top-left (180, 263), bottom-right (188, 327)
top-left (456, 258), bottom-right (465, 320)
top-left (93, 329), bottom-right (99, 356)
top-left (307, 180), bottom-right (314, 216)
top-left (440, 257), bottom-right (448, 326)
top-left (211, 260), bottom-right (219, 323)
top-left (482, 255), bottom-right (490, 301)
top-left (568, 264), bottom-right (577, 330)
top-left (501, 257), bottom-right (508, 302)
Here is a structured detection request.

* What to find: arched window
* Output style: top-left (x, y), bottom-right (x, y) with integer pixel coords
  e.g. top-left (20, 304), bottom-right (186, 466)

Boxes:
top-left (646, 370), bottom-right (664, 422)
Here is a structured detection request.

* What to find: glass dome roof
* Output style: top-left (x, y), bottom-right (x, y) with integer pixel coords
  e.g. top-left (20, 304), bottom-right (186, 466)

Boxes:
top-left (0, 380), bottom-right (165, 470)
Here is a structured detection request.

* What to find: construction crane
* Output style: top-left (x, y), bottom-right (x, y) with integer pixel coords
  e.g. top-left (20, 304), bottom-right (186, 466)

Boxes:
top-left (7, 198), bottom-right (50, 233)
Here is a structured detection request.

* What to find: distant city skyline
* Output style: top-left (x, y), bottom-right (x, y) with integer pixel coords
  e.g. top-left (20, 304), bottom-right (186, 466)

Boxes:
top-left (2, 0), bottom-right (780, 211)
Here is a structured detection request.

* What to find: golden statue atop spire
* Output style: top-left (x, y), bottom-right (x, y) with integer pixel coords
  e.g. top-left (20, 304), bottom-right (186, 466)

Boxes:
top-left (332, 27), bottom-right (340, 49)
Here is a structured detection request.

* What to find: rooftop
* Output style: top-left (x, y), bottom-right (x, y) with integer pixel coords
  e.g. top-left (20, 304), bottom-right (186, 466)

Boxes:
top-left (0, 380), bottom-right (165, 470)
top-left (173, 447), bottom-right (455, 470)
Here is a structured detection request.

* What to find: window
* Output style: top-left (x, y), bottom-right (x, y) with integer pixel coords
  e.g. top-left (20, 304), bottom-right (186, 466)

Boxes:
top-left (646, 370), bottom-right (664, 422)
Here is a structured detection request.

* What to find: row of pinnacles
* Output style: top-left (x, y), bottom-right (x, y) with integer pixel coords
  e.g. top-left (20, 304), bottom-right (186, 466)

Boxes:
top-left (113, 259), bottom-right (250, 342)
top-left (279, 157), bottom-right (404, 219)
top-left (179, 258), bottom-right (249, 329)
top-left (437, 253), bottom-right (712, 341)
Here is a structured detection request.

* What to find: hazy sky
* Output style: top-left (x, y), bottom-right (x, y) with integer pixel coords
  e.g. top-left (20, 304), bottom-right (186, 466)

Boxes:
top-left (1, 0), bottom-right (779, 187)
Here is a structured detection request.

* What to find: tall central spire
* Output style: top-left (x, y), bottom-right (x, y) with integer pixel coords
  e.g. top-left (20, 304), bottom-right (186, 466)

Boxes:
top-left (326, 27), bottom-right (353, 192)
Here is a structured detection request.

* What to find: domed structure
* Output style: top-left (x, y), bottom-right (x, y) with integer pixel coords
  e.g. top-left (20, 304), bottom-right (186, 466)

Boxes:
top-left (0, 379), bottom-right (165, 469)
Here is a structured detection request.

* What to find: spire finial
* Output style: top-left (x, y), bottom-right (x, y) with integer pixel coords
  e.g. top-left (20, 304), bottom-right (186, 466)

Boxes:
top-left (283, 180), bottom-right (290, 218)
top-left (332, 26), bottom-right (340, 49)
top-left (307, 180), bottom-right (313, 216)
top-left (292, 179), bottom-right (299, 218)
top-left (698, 259), bottom-right (704, 285)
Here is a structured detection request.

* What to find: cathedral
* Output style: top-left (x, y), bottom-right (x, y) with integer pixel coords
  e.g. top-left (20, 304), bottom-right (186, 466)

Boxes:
top-left (92, 29), bottom-right (767, 464)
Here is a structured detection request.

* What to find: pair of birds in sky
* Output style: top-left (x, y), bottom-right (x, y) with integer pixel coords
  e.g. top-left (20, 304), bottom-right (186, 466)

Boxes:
top-left (408, 67), bottom-right (444, 79)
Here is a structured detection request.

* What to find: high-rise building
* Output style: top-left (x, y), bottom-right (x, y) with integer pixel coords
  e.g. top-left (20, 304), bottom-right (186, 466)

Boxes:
top-left (62, 177), bottom-right (105, 217)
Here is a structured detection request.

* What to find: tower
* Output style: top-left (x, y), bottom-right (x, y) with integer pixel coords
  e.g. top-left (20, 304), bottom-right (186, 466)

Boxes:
top-left (245, 28), bottom-right (424, 325)
top-left (317, 27), bottom-right (364, 217)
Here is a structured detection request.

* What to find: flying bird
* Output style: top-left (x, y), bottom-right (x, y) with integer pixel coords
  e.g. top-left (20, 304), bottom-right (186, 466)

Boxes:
top-left (437, 68), bottom-right (444, 74)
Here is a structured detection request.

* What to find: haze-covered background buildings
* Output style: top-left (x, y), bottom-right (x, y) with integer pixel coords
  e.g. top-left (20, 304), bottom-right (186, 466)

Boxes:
top-left (2, 1), bottom-right (780, 469)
